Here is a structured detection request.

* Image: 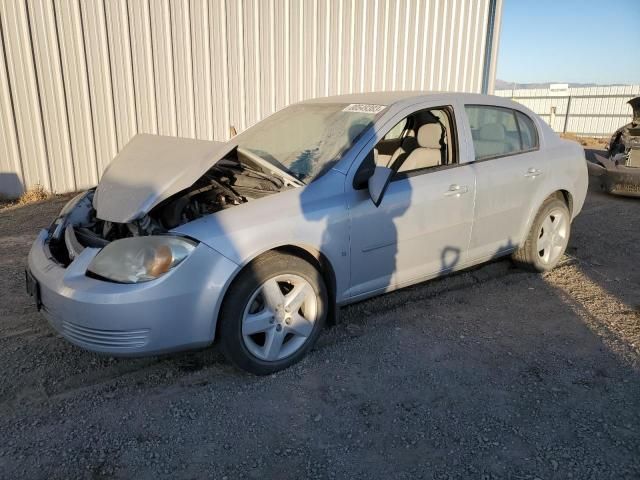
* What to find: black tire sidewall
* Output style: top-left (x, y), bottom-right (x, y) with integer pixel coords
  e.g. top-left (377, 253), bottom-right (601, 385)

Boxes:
top-left (219, 253), bottom-right (328, 375)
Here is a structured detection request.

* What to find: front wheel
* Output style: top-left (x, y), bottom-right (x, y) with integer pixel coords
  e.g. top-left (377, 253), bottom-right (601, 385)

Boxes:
top-left (219, 251), bottom-right (328, 375)
top-left (512, 196), bottom-right (571, 272)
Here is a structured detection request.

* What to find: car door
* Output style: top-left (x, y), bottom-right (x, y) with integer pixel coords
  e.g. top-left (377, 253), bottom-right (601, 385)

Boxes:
top-left (462, 105), bottom-right (544, 260)
top-left (344, 104), bottom-right (476, 299)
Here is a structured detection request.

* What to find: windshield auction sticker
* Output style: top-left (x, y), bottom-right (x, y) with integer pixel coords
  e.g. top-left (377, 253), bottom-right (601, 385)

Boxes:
top-left (342, 104), bottom-right (386, 114)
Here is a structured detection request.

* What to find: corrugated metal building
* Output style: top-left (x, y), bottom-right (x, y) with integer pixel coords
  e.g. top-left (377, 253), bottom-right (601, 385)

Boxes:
top-left (0, 0), bottom-right (503, 198)
top-left (496, 85), bottom-right (640, 137)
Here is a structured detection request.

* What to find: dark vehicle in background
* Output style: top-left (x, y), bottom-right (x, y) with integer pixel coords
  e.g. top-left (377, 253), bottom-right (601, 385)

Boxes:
top-left (588, 96), bottom-right (640, 197)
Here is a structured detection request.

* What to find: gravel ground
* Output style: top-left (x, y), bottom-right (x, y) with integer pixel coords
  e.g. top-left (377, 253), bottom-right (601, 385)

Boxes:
top-left (0, 174), bottom-right (638, 479)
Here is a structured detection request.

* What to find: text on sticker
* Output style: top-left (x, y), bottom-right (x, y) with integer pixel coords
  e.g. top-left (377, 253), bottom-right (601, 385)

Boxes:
top-left (342, 104), bottom-right (386, 114)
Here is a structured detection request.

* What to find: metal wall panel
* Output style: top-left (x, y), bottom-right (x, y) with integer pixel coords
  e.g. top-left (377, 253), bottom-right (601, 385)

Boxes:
top-left (128, 0), bottom-right (158, 135)
top-left (0, 0), bottom-right (501, 197)
top-left (190, 0), bottom-right (214, 140)
top-left (81, 1), bottom-right (118, 175)
top-left (26, 0), bottom-right (76, 192)
top-left (0, 0), bottom-right (50, 191)
top-left (105, 0), bottom-right (138, 149)
top-left (150, 0), bottom-right (177, 136)
top-left (170, 0), bottom-right (196, 138)
top-left (0, 3), bottom-right (23, 197)
top-left (54, 0), bottom-right (98, 189)
top-left (208, 0), bottom-right (230, 141)
top-left (496, 85), bottom-right (640, 137)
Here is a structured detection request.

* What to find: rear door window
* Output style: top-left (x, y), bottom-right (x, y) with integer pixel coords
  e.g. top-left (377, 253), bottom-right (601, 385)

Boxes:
top-left (465, 105), bottom-right (539, 160)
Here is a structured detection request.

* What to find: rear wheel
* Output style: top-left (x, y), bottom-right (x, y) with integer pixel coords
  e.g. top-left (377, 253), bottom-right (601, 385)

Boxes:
top-left (219, 251), bottom-right (327, 375)
top-left (512, 196), bottom-right (571, 272)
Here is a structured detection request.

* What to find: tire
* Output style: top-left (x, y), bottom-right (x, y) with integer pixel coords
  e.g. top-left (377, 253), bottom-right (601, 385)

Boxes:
top-left (219, 251), bottom-right (328, 375)
top-left (512, 195), bottom-right (571, 272)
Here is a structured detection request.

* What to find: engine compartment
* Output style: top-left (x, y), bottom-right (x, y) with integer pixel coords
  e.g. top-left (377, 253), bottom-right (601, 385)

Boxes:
top-left (93, 155), bottom-right (285, 239)
top-left (48, 150), bottom-right (291, 265)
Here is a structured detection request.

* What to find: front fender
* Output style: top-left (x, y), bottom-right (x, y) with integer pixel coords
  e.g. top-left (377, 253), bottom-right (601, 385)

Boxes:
top-left (172, 170), bottom-right (351, 302)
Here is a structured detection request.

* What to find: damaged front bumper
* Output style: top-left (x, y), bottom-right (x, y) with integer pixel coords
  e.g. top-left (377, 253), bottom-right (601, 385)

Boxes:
top-left (27, 229), bottom-right (238, 356)
top-left (587, 152), bottom-right (640, 197)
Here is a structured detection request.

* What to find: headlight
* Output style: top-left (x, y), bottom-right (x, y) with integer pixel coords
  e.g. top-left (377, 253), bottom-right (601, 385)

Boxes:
top-left (87, 236), bottom-right (197, 283)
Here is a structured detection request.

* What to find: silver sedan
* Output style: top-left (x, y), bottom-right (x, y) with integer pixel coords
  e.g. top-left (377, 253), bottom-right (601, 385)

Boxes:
top-left (27, 92), bottom-right (588, 374)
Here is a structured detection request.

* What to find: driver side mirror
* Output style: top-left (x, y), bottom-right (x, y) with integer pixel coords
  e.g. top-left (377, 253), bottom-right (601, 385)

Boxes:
top-left (368, 166), bottom-right (393, 207)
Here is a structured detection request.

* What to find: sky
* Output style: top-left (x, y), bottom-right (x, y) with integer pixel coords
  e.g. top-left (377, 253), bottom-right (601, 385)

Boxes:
top-left (496, 0), bottom-right (640, 85)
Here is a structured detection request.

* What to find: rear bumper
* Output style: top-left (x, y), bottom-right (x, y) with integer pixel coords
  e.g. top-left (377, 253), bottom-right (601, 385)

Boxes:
top-left (27, 230), bottom-right (238, 356)
top-left (587, 156), bottom-right (640, 197)
top-left (600, 168), bottom-right (640, 197)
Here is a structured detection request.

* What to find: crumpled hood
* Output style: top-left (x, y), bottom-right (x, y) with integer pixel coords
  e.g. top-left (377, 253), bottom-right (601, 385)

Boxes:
top-left (93, 134), bottom-right (233, 223)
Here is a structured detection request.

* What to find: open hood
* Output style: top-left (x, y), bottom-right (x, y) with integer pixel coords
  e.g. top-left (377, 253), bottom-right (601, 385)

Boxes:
top-left (93, 134), bottom-right (234, 223)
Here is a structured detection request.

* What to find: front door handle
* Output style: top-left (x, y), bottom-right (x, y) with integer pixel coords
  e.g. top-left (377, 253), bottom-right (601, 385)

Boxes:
top-left (444, 184), bottom-right (469, 197)
top-left (525, 167), bottom-right (542, 178)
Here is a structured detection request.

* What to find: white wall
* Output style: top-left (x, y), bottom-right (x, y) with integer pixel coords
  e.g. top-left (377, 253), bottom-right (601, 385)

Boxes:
top-left (495, 85), bottom-right (640, 138)
top-left (0, 0), bottom-right (501, 197)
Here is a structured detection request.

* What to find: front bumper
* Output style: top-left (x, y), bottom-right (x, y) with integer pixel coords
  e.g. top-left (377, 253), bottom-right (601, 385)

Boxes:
top-left (27, 230), bottom-right (238, 356)
top-left (587, 156), bottom-right (640, 197)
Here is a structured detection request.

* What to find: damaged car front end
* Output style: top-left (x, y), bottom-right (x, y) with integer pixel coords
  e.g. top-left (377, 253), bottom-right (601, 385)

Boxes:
top-left (26, 135), bottom-right (301, 355)
top-left (25, 96), bottom-right (373, 366)
top-left (588, 96), bottom-right (640, 197)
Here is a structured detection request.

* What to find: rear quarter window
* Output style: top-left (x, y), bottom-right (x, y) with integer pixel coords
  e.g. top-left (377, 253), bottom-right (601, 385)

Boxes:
top-left (515, 111), bottom-right (539, 150)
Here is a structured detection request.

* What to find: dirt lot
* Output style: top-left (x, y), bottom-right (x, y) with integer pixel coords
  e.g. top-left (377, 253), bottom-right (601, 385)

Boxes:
top-left (0, 171), bottom-right (638, 479)
top-left (560, 133), bottom-right (608, 150)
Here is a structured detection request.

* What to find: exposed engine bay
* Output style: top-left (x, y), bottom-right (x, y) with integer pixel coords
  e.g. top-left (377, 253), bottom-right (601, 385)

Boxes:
top-left (607, 96), bottom-right (640, 163)
top-left (587, 96), bottom-right (640, 197)
top-left (47, 148), bottom-right (295, 265)
top-left (95, 155), bottom-right (287, 237)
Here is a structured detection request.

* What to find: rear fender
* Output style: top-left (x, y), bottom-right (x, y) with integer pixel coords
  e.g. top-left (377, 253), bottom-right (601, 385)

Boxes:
top-left (518, 141), bottom-right (587, 243)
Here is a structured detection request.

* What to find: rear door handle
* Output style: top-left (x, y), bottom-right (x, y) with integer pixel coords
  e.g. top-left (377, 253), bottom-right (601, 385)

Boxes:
top-left (525, 167), bottom-right (542, 178)
top-left (444, 184), bottom-right (469, 197)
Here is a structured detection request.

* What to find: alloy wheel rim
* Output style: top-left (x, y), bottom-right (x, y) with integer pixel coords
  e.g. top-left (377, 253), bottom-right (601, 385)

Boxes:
top-left (537, 208), bottom-right (568, 266)
top-left (242, 274), bottom-right (318, 362)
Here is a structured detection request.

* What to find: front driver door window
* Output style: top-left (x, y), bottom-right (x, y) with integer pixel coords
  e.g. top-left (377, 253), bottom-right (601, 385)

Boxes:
top-left (374, 118), bottom-right (408, 166)
top-left (346, 106), bottom-right (477, 298)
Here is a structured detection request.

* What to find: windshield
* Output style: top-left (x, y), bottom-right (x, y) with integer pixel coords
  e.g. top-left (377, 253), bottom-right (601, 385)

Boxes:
top-left (234, 103), bottom-right (381, 182)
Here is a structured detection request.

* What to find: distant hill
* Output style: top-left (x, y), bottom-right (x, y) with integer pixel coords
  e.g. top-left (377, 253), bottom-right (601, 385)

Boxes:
top-left (495, 79), bottom-right (631, 90)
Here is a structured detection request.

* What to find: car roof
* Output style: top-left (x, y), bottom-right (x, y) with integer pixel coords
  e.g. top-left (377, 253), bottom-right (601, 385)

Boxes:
top-left (298, 91), bottom-right (499, 107)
